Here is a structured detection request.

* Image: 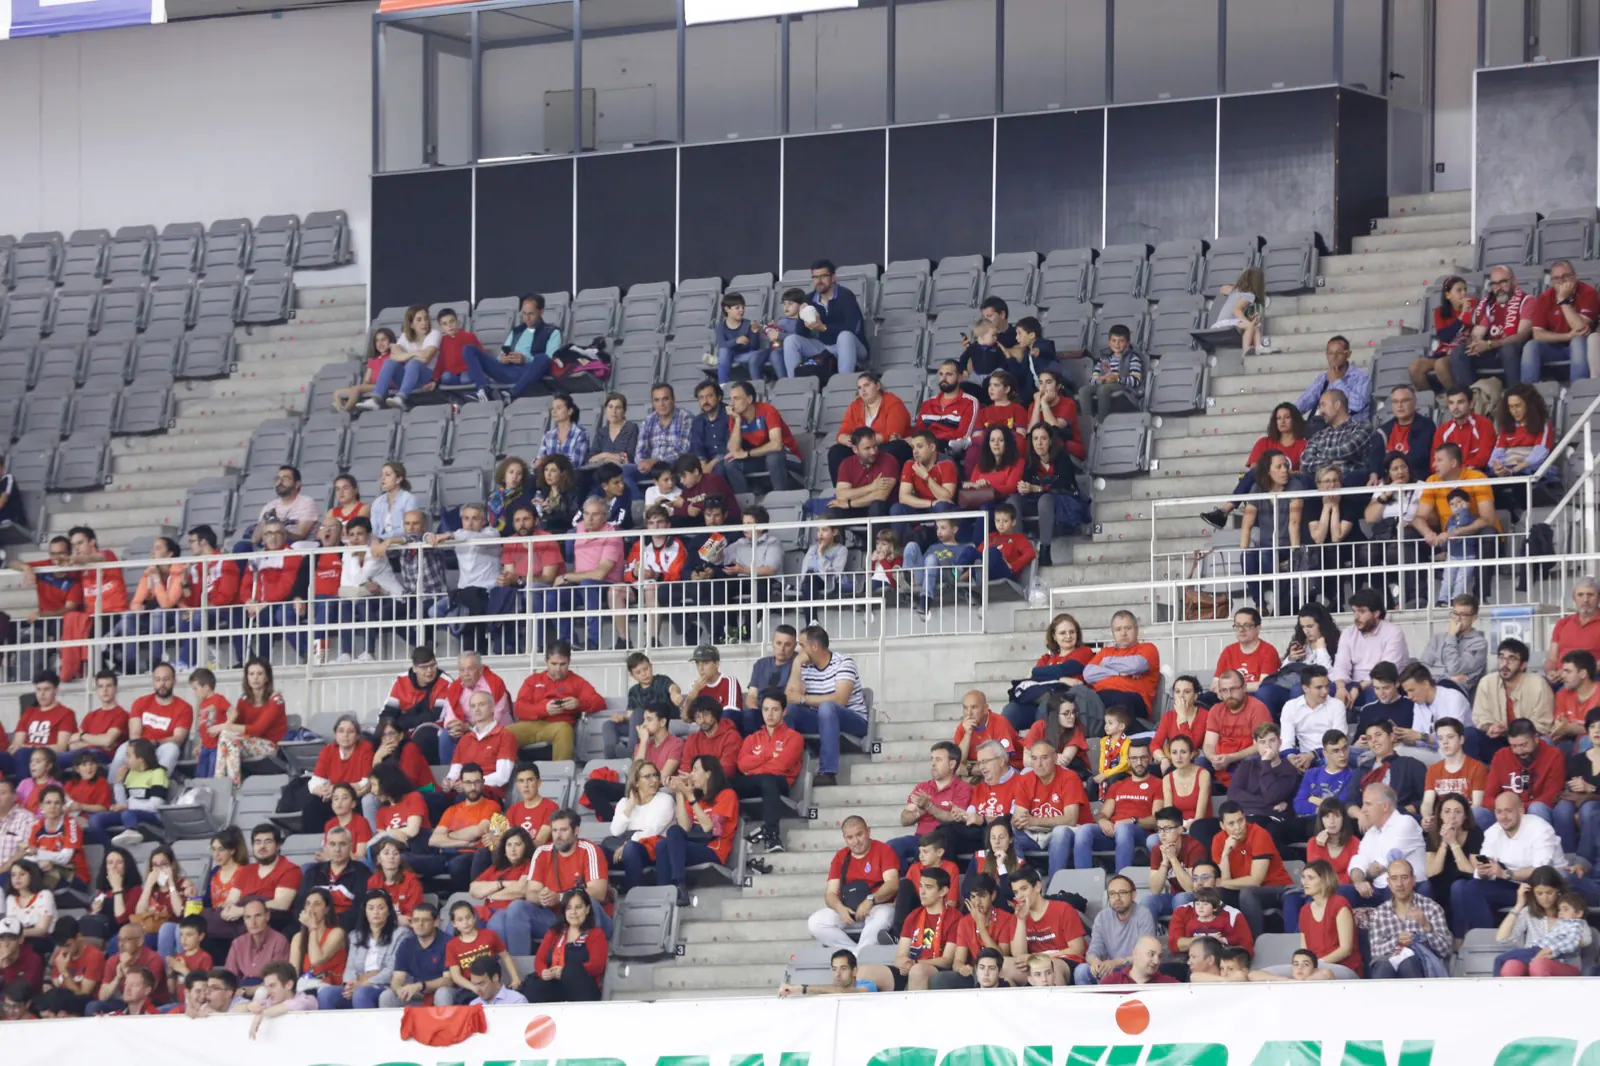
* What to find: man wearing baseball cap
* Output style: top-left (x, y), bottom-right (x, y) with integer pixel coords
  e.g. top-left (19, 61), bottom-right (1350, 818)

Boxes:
top-left (0, 921), bottom-right (42, 998)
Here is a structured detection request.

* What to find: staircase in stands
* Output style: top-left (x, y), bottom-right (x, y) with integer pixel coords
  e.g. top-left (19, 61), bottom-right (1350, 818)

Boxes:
top-left (629, 188), bottom-right (1478, 1000)
top-left (0, 283), bottom-right (368, 620)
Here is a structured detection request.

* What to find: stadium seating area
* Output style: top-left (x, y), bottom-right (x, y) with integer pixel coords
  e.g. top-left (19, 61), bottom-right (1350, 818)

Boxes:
top-left (10, 186), bottom-right (1600, 1010)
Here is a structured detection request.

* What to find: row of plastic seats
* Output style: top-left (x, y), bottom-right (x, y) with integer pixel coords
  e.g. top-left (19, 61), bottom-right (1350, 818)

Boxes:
top-left (0, 265), bottom-right (289, 343)
top-left (1478, 207), bottom-right (1600, 271)
top-left (0, 211), bottom-right (351, 289)
top-left (0, 327), bottom-right (234, 405)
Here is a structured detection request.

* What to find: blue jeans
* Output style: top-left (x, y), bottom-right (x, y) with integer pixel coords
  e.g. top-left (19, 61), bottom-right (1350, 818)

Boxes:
top-left (1552, 799), bottom-right (1600, 859)
top-left (1041, 825), bottom-right (1076, 879)
top-left (372, 357), bottom-right (433, 400)
top-left (488, 899), bottom-right (561, 956)
top-left (536, 580), bottom-right (605, 645)
top-left (1521, 337), bottom-right (1595, 383)
top-left (1072, 820), bottom-right (1139, 871)
top-left (86, 808), bottom-right (162, 846)
top-left (718, 344), bottom-right (771, 383)
top-left (655, 824), bottom-right (723, 888)
top-left (1144, 892), bottom-right (1190, 920)
top-left (784, 700), bottom-right (868, 774)
top-left (780, 331), bottom-right (862, 377)
top-left (461, 344), bottom-right (552, 398)
top-left (724, 451), bottom-right (796, 494)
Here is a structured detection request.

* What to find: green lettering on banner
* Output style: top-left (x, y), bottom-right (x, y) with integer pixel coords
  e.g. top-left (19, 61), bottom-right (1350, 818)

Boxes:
top-left (1250, 1043), bottom-right (1321, 1066)
top-left (659, 1056), bottom-right (710, 1066)
top-left (941, 1046), bottom-right (1018, 1066)
top-left (1580, 1040), bottom-right (1600, 1066)
top-left (1103, 1048), bottom-right (1144, 1066)
top-left (1062, 1048), bottom-right (1109, 1066)
top-left (730, 1053), bottom-right (812, 1066)
top-left (1145, 1045), bottom-right (1230, 1066)
top-left (866, 1048), bottom-right (939, 1066)
top-left (1338, 1042), bottom-right (1434, 1066)
top-left (1022, 1047), bottom-right (1054, 1066)
top-left (1493, 1040), bottom-right (1580, 1066)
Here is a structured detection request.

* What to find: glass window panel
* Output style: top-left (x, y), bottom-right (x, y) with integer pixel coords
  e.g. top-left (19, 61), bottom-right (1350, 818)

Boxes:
top-left (380, 22), bottom-right (425, 171)
top-left (684, 16), bottom-right (781, 143)
top-left (1113, 0), bottom-right (1218, 103)
top-left (788, 3), bottom-right (888, 134)
top-left (1225, 0), bottom-right (1335, 93)
top-left (1341, 0), bottom-right (1385, 92)
top-left (480, 3), bottom-right (575, 160)
top-left (578, 0), bottom-right (679, 152)
top-left (1003, 0), bottom-right (1067, 113)
top-left (894, 0), bottom-right (995, 123)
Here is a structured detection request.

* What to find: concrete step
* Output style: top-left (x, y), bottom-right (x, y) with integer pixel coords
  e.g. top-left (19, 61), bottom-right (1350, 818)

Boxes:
top-left (816, 782), bottom-right (917, 807)
top-left (51, 491), bottom-right (182, 519)
top-left (174, 395), bottom-right (296, 421)
top-left (112, 449), bottom-right (246, 476)
top-left (1126, 470), bottom-right (1238, 499)
top-left (1388, 190), bottom-right (1473, 216)
top-left (806, 804), bottom-right (906, 830)
top-left (1322, 247), bottom-right (1476, 276)
top-left (1264, 327), bottom-right (1394, 354)
top-left (739, 873), bottom-right (826, 899)
top-left (112, 426), bottom-right (252, 456)
top-left (1371, 210), bottom-right (1473, 235)
top-left (295, 284), bottom-right (367, 309)
top-left (1204, 390), bottom-right (1301, 419)
top-left (718, 895), bottom-right (826, 921)
top-left (272, 303), bottom-right (368, 326)
top-left (105, 466), bottom-right (239, 494)
top-left (680, 917), bottom-right (813, 942)
top-left (1268, 306), bottom-right (1419, 335)
top-left (1089, 513), bottom-right (1210, 542)
top-left (757, 852), bottom-right (839, 876)
top-left (1211, 368), bottom-right (1345, 398)
top-left (650, 961), bottom-right (789, 991)
top-left (51, 502), bottom-right (183, 529)
top-left (1315, 267), bottom-right (1464, 296)
top-left (1146, 450), bottom-right (1251, 477)
top-left (1272, 288), bottom-right (1432, 316)
top-left (676, 939), bottom-right (815, 967)
top-left (1351, 230), bottom-right (1472, 254)
top-left (246, 319), bottom-right (369, 344)
top-left (1057, 535), bottom-right (1207, 566)
top-left (844, 761), bottom-right (929, 787)
top-left (235, 336), bottom-right (365, 363)
top-left (1154, 428), bottom-right (1259, 462)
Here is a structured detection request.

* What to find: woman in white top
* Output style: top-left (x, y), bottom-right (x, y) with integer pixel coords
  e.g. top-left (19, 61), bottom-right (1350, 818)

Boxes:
top-left (1213, 267), bottom-right (1265, 355)
top-left (5, 860), bottom-right (57, 951)
top-left (365, 305), bottom-right (441, 412)
top-left (369, 462), bottom-right (422, 540)
top-left (609, 760), bottom-right (676, 875)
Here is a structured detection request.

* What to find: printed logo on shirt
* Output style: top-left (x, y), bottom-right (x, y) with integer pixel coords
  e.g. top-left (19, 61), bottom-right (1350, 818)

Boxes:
top-left (24, 721), bottom-right (52, 744)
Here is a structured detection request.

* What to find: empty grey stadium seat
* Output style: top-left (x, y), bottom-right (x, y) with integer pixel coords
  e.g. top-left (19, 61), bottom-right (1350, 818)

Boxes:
top-left (1201, 235), bottom-right (1263, 295)
top-left (104, 224), bottom-right (156, 278)
top-left (304, 363), bottom-right (359, 417)
top-left (450, 404), bottom-right (501, 461)
top-left (1042, 301), bottom-right (1093, 354)
top-left (0, 395), bottom-right (20, 444)
top-left (154, 222), bottom-right (204, 275)
top-left (83, 337), bottom-right (133, 386)
top-left (66, 383), bottom-right (121, 438)
top-left (1373, 336), bottom-right (1426, 400)
top-left (241, 264), bottom-right (294, 324)
top-left (669, 283), bottom-right (721, 334)
top-left (49, 430), bottom-right (111, 491)
top-left (768, 377), bottom-right (818, 433)
top-left (181, 477), bottom-right (236, 540)
top-left (231, 469), bottom-right (280, 536)
top-left (115, 374), bottom-right (176, 435)
top-left (32, 339), bottom-right (85, 393)
top-left (146, 276), bottom-right (197, 334)
top-left (6, 283), bottom-right (55, 335)
top-left (471, 296), bottom-right (520, 351)
top-left (567, 287), bottom-right (620, 341)
top-left (51, 279), bottom-right (104, 337)
top-left (1147, 353), bottom-right (1210, 415)
top-left (251, 215), bottom-right (300, 270)
top-left (1147, 293), bottom-right (1207, 356)
top-left (438, 465), bottom-right (488, 513)
top-left (371, 305), bottom-right (407, 336)
top-left (836, 263), bottom-right (881, 317)
top-left (727, 273), bottom-right (775, 321)
top-left (401, 405), bottom-right (454, 467)
top-left (296, 210), bottom-right (351, 268)
top-left (20, 389), bottom-right (71, 439)
top-left (1092, 297), bottom-right (1151, 353)
top-left (1476, 213), bottom-right (1539, 269)
top-left (297, 411), bottom-right (349, 473)
top-left (131, 334), bottom-right (183, 379)
top-left (1037, 248), bottom-right (1097, 308)
top-left (1147, 239), bottom-right (1205, 301)
top-left (875, 320), bottom-right (927, 370)
top-left (1089, 412), bottom-right (1152, 476)
top-left (925, 321), bottom-right (967, 372)
top-left (0, 236), bottom-right (12, 288)
top-left (1537, 207), bottom-right (1596, 264)
top-left (0, 329), bottom-right (38, 354)
top-left (610, 335), bottom-right (664, 401)
top-left (14, 233), bottom-right (63, 286)
top-left (879, 260), bottom-right (931, 317)
top-left (611, 885), bottom-right (679, 960)
top-left (929, 254), bottom-right (985, 315)
top-left (986, 251), bottom-right (1039, 306)
top-left (346, 412), bottom-right (400, 477)
top-left (539, 291), bottom-right (571, 335)
top-left (195, 268), bottom-right (242, 325)
top-left (245, 418), bottom-right (301, 473)
top-left (203, 218), bottom-right (252, 274)
top-left (61, 230), bottom-right (110, 282)
top-left (1262, 232), bottom-right (1322, 294)
top-left (500, 397), bottom-right (549, 456)
top-left (620, 281), bottom-right (671, 337)
top-left (1092, 244), bottom-right (1151, 302)
top-left (100, 282), bottom-right (149, 333)
top-left (0, 348), bottom-right (35, 393)
top-left (176, 322), bottom-right (235, 379)
top-left (664, 341), bottom-right (713, 396)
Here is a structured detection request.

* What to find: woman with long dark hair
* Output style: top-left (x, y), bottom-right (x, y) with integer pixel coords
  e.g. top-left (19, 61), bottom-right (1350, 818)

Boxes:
top-left (1490, 382), bottom-right (1559, 511)
top-left (322, 889), bottom-right (400, 1010)
top-left (1203, 402), bottom-right (1308, 530)
top-left (1256, 603), bottom-right (1341, 712)
top-left (1238, 449), bottom-right (1303, 616)
top-left (523, 888), bottom-right (608, 1003)
top-left (627, 755), bottom-right (739, 906)
top-left (1016, 424), bottom-right (1089, 565)
top-left (475, 828), bottom-right (536, 954)
top-left (80, 844), bottom-right (142, 942)
top-left (1409, 274), bottom-right (1476, 392)
top-left (290, 888), bottom-right (348, 998)
top-left (215, 656), bottom-right (286, 786)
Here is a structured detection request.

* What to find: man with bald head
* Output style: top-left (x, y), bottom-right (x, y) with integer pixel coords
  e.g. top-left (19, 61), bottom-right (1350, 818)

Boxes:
top-left (952, 690), bottom-right (1023, 777)
top-left (1357, 859), bottom-right (1452, 978)
top-left (1098, 935), bottom-right (1177, 985)
top-left (425, 503), bottom-right (502, 652)
top-left (1464, 264), bottom-right (1533, 384)
top-left (1450, 791), bottom-right (1570, 937)
top-left (377, 509), bottom-right (449, 616)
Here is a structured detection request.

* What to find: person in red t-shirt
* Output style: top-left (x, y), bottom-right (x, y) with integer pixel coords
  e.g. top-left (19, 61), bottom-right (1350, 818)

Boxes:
top-left (1212, 801), bottom-right (1293, 936)
top-left (952, 690), bottom-right (1025, 773)
top-left (1543, 580), bottom-right (1600, 683)
top-left (808, 816), bottom-right (900, 951)
top-left (428, 763), bottom-right (503, 892)
top-left (65, 669), bottom-right (128, 766)
top-left (892, 429), bottom-right (959, 524)
top-left (528, 811), bottom-right (613, 936)
top-left (442, 900), bottom-right (518, 1004)
top-left (725, 381), bottom-right (802, 494)
top-left (1213, 608), bottom-right (1283, 697)
top-left (1432, 387), bottom-right (1496, 472)
top-left (433, 308), bottom-right (479, 384)
top-left (1485, 720), bottom-right (1566, 814)
top-left (957, 740), bottom-right (1028, 854)
top-left (938, 872), bottom-right (1017, 988)
top-left (14, 671), bottom-right (78, 756)
top-left (229, 827), bottom-right (304, 927)
top-left (1072, 739), bottom-right (1159, 871)
top-left (1523, 260), bottom-right (1600, 383)
top-left (1013, 740), bottom-right (1088, 878)
top-left (502, 763), bottom-right (559, 848)
top-left (1167, 885), bottom-right (1255, 954)
top-left (894, 830), bottom-right (962, 932)
top-left (886, 866), bottom-right (959, 991)
top-left (115, 663), bottom-right (194, 786)
top-left (1004, 865), bottom-right (1086, 985)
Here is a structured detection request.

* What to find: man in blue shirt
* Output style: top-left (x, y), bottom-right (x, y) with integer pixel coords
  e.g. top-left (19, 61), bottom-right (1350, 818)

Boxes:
top-left (461, 295), bottom-right (561, 402)
top-left (781, 259), bottom-right (869, 377)
top-left (1294, 334), bottom-right (1373, 425)
top-left (468, 955), bottom-right (526, 1005)
top-left (742, 625), bottom-right (798, 734)
top-left (689, 379), bottom-right (732, 470)
top-left (380, 901), bottom-right (453, 1007)
top-left (1292, 728), bottom-right (1361, 826)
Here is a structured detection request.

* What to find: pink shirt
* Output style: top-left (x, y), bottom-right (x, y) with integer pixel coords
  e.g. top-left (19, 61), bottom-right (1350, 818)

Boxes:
top-left (573, 529), bottom-right (625, 583)
top-left (443, 676), bottom-right (512, 728)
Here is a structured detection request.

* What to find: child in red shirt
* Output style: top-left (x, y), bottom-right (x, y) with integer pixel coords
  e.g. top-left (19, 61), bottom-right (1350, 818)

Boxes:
top-left (983, 504), bottom-right (1037, 583)
top-left (434, 308), bottom-right (481, 384)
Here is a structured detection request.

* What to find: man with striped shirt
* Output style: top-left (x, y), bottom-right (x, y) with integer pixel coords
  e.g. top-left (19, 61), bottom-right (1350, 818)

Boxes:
top-left (784, 625), bottom-right (869, 787)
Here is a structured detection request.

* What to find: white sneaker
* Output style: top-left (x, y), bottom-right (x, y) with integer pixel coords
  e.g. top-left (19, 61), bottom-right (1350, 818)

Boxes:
top-left (111, 829), bottom-right (144, 847)
top-left (335, 652), bottom-right (353, 664)
top-left (386, 396), bottom-right (406, 410)
top-left (356, 651), bottom-right (376, 663)
top-left (475, 389), bottom-right (493, 404)
top-left (357, 398), bottom-right (381, 411)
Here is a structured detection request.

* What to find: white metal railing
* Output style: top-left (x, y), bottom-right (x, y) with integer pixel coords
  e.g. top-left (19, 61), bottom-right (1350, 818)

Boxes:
top-left (1, 511), bottom-right (996, 705)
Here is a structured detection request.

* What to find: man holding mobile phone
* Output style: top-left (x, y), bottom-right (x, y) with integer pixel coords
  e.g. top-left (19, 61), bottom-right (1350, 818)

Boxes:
top-left (1448, 792), bottom-right (1574, 939)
